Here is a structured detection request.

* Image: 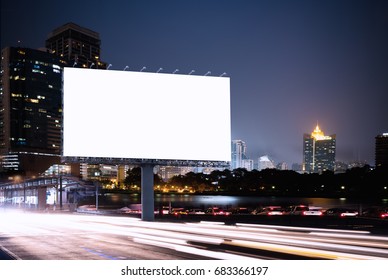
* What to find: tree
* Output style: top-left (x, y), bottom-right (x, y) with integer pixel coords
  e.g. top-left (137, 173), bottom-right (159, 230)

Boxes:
top-left (125, 167), bottom-right (162, 188)
top-left (124, 167), bottom-right (141, 187)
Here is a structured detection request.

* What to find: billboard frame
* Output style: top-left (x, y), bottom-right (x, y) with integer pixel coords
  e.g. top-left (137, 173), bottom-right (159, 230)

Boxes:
top-left (62, 68), bottom-right (231, 221)
top-left (61, 156), bottom-right (230, 168)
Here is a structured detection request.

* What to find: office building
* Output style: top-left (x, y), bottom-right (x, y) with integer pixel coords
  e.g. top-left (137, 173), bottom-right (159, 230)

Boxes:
top-left (46, 23), bottom-right (107, 179)
top-left (231, 140), bottom-right (247, 170)
top-left (257, 155), bottom-right (275, 171)
top-left (241, 159), bottom-right (254, 171)
top-left (276, 162), bottom-right (288, 170)
top-left (375, 133), bottom-right (388, 169)
top-left (303, 125), bottom-right (336, 173)
top-left (0, 47), bottom-right (66, 175)
top-left (46, 22), bottom-right (106, 69)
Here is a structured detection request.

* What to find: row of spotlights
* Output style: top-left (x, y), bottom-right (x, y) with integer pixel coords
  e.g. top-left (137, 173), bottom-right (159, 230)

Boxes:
top-left (74, 62), bottom-right (227, 77)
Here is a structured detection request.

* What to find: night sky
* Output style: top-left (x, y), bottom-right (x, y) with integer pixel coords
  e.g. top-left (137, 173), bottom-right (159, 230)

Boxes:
top-left (2, 0), bottom-right (387, 167)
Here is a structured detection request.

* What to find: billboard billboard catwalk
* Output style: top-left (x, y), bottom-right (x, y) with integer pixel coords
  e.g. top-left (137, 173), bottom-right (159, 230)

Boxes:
top-left (63, 68), bottom-right (231, 163)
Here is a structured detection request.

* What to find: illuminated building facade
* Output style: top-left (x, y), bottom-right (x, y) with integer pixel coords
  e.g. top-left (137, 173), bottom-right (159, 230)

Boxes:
top-left (257, 155), bottom-right (275, 171)
top-left (0, 47), bottom-right (67, 175)
top-left (46, 22), bottom-right (106, 69)
top-left (231, 140), bottom-right (247, 170)
top-left (375, 133), bottom-right (388, 169)
top-left (303, 125), bottom-right (336, 173)
top-left (45, 23), bottom-right (107, 178)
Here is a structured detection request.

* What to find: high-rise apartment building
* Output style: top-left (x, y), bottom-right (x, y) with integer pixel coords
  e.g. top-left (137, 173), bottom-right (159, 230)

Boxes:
top-left (375, 133), bottom-right (388, 169)
top-left (303, 125), bottom-right (336, 173)
top-left (231, 140), bottom-right (247, 170)
top-left (46, 22), bottom-right (106, 69)
top-left (0, 47), bottom-right (66, 175)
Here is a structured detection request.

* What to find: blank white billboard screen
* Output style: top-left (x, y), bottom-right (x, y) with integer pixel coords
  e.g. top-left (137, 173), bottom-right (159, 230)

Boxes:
top-left (63, 68), bottom-right (231, 162)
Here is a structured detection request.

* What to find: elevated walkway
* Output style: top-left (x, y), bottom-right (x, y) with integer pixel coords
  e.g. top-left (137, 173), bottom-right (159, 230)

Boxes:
top-left (0, 176), bottom-right (97, 210)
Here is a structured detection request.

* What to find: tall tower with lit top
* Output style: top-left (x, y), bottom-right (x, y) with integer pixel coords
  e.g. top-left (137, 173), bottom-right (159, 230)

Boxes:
top-left (303, 124), bottom-right (336, 173)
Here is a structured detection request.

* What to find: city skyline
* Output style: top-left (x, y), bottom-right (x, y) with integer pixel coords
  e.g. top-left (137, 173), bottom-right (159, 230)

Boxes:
top-left (1, 0), bottom-right (387, 166)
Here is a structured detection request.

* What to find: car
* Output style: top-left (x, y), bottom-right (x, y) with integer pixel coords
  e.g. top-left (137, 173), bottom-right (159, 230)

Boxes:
top-left (253, 206), bottom-right (284, 216)
top-left (155, 206), bottom-right (171, 215)
top-left (302, 206), bottom-right (324, 216)
top-left (187, 208), bottom-right (206, 215)
top-left (231, 207), bottom-right (252, 215)
top-left (117, 206), bottom-right (132, 214)
top-left (284, 205), bottom-right (309, 215)
top-left (325, 208), bottom-right (358, 217)
top-left (205, 207), bottom-right (231, 216)
top-left (171, 208), bottom-right (188, 216)
top-left (362, 207), bottom-right (388, 219)
top-left (378, 208), bottom-right (388, 219)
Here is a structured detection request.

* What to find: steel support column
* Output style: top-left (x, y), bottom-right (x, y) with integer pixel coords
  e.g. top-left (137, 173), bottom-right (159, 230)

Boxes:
top-left (141, 164), bottom-right (155, 221)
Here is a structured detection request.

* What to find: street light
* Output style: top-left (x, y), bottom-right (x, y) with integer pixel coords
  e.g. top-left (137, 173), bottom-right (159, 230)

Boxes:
top-left (72, 62), bottom-right (77, 67)
top-left (157, 68), bottom-right (163, 73)
top-left (107, 64), bottom-right (112, 70)
top-left (220, 72), bottom-right (227, 77)
top-left (123, 66), bottom-right (129, 71)
top-left (204, 71), bottom-right (211, 76)
top-left (188, 70), bottom-right (195, 75)
top-left (90, 63), bottom-right (95, 68)
top-left (140, 66), bottom-right (146, 72)
top-left (172, 69), bottom-right (179, 74)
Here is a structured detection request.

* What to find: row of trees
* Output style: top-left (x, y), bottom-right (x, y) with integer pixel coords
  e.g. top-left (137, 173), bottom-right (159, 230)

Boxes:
top-left (123, 166), bottom-right (388, 198)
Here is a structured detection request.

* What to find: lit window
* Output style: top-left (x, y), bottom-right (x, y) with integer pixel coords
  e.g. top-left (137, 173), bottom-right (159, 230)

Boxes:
top-left (27, 98), bottom-right (39, 103)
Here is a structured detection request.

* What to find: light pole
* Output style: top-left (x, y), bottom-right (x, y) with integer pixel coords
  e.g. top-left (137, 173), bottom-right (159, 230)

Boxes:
top-left (157, 68), bottom-right (163, 73)
top-left (59, 174), bottom-right (63, 210)
top-left (220, 72), bottom-right (227, 77)
top-left (107, 64), bottom-right (112, 70)
top-left (172, 69), bottom-right (179, 74)
top-left (72, 62), bottom-right (77, 67)
top-left (204, 71), bottom-right (211, 76)
top-left (123, 66), bottom-right (129, 71)
top-left (96, 183), bottom-right (98, 211)
top-left (188, 70), bottom-right (195, 75)
top-left (90, 63), bottom-right (95, 68)
top-left (140, 66), bottom-right (147, 72)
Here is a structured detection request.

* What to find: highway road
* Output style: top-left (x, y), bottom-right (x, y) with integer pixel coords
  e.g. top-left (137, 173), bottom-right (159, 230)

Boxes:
top-left (1, 209), bottom-right (388, 260)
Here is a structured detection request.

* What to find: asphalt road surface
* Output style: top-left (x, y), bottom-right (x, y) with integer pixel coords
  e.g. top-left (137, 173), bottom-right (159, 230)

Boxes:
top-left (1, 209), bottom-right (388, 260)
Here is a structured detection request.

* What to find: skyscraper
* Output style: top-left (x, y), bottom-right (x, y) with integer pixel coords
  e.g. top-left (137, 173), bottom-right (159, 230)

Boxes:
top-left (45, 22), bottom-right (106, 69)
top-left (257, 155), bottom-right (275, 171)
top-left (303, 125), bottom-right (336, 173)
top-left (375, 133), bottom-right (388, 169)
top-left (46, 23), bottom-right (107, 178)
top-left (231, 140), bottom-right (247, 170)
top-left (0, 47), bottom-right (66, 175)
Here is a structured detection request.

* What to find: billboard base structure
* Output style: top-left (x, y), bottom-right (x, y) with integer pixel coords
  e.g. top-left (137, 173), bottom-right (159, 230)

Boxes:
top-left (141, 164), bottom-right (155, 221)
top-left (62, 157), bottom-right (230, 221)
top-left (61, 157), bottom-right (230, 168)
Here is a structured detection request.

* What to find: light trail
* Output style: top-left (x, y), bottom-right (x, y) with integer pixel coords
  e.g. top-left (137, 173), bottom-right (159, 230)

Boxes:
top-left (1, 210), bottom-right (388, 260)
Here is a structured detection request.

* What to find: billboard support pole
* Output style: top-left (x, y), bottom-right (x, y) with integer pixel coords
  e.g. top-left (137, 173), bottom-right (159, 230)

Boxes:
top-left (141, 164), bottom-right (155, 221)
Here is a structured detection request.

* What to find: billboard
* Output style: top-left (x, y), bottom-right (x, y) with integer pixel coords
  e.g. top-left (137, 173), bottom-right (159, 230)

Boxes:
top-left (63, 68), bottom-right (231, 162)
